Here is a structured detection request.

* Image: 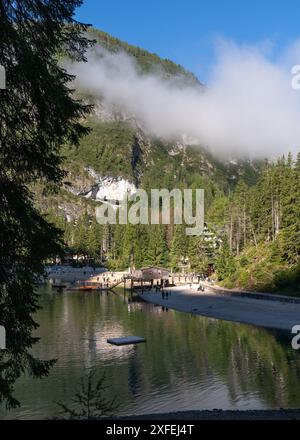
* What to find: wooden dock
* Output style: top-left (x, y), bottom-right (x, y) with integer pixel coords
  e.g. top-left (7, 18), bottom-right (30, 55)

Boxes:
top-left (107, 336), bottom-right (146, 346)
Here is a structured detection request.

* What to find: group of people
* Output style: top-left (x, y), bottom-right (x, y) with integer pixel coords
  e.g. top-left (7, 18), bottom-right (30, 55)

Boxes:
top-left (95, 272), bottom-right (122, 287)
top-left (161, 290), bottom-right (171, 300)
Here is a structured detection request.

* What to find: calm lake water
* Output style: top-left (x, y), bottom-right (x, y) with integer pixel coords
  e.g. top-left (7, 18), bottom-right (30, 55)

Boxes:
top-left (1, 286), bottom-right (300, 419)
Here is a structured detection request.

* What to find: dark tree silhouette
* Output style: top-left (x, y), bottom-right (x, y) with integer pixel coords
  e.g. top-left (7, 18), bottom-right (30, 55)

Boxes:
top-left (56, 369), bottom-right (120, 419)
top-left (0, 0), bottom-right (93, 408)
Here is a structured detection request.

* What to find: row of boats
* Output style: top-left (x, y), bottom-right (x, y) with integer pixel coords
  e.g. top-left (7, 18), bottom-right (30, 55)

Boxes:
top-left (51, 279), bottom-right (123, 292)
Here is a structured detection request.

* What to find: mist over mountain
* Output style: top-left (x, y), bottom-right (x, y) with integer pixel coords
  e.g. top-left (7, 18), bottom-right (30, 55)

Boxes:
top-left (33, 30), bottom-right (263, 224)
top-left (68, 31), bottom-right (300, 159)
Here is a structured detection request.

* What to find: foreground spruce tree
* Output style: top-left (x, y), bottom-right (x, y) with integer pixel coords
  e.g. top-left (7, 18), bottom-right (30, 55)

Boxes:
top-left (56, 369), bottom-right (120, 419)
top-left (0, 1), bottom-right (92, 408)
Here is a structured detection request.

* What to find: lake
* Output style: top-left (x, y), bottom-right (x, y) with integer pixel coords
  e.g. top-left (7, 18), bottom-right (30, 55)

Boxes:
top-left (1, 286), bottom-right (300, 419)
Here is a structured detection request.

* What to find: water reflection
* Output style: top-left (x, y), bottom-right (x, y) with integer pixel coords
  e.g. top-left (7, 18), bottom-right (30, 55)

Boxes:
top-left (1, 286), bottom-right (300, 419)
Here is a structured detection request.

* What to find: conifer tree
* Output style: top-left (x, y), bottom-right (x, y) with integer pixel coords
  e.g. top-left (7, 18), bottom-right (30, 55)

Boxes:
top-left (0, 0), bottom-right (92, 407)
top-left (87, 220), bottom-right (103, 261)
top-left (281, 153), bottom-right (300, 262)
top-left (148, 225), bottom-right (169, 267)
top-left (73, 214), bottom-right (89, 258)
top-left (215, 240), bottom-right (236, 281)
top-left (170, 224), bottom-right (189, 269)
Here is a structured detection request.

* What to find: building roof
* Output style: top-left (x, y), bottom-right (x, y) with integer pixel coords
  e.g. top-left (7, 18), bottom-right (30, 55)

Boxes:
top-left (139, 266), bottom-right (170, 272)
top-left (130, 266), bottom-right (170, 280)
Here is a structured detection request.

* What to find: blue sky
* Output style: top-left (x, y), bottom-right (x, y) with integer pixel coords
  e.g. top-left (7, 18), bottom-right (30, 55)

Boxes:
top-left (75, 0), bottom-right (300, 81)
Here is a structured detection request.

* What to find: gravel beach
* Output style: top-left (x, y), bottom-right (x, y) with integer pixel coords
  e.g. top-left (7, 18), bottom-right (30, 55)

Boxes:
top-left (139, 285), bottom-right (300, 331)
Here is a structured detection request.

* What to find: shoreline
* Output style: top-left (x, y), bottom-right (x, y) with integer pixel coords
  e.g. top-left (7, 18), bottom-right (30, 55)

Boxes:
top-left (202, 282), bottom-right (300, 304)
top-left (118, 409), bottom-right (300, 420)
top-left (139, 285), bottom-right (300, 331)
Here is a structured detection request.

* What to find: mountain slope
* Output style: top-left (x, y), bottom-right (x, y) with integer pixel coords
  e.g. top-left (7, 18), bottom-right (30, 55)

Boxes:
top-left (36, 29), bottom-right (262, 223)
top-left (32, 29), bottom-right (300, 296)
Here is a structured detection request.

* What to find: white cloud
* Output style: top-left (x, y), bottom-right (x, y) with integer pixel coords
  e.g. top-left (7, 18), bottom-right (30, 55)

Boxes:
top-left (67, 40), bottom-right (300, 158)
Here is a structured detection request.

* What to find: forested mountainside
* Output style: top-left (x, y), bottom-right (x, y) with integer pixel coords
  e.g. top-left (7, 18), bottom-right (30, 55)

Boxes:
top-left (88, 29), bottom-right (201, 85)
top-left (213, 154), bottom-right (300, 294)
top-left (34, 29), bottom-right (300, 296)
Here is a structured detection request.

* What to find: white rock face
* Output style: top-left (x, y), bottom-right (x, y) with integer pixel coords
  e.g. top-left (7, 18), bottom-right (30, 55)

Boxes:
top-left (95, 177), bottom-right (137, 201)
top-left (85, 167), bottom-right (137, 202)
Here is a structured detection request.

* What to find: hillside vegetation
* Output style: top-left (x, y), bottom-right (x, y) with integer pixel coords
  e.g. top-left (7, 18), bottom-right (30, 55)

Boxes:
top-left (89, 28), bottom-right (201, 85)
top-left (213, 154), bottom-right (300, 296)
top-left (34, 29), bottom-right (300, 296)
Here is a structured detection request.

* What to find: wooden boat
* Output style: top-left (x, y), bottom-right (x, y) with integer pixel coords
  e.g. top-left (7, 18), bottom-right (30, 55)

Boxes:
top-left (67, 284), bottom-right (110, 292)
top-left (68, 285), bottom-right (93, 291)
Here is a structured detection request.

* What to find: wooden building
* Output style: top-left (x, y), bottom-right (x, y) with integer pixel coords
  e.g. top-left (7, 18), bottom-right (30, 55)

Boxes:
top-left (129, 266), bottom-right (170, 288)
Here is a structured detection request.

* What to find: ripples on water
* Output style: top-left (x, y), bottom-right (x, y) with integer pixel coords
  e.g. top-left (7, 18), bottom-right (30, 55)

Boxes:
top-left (1, 286), bottom-right (300, 419)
